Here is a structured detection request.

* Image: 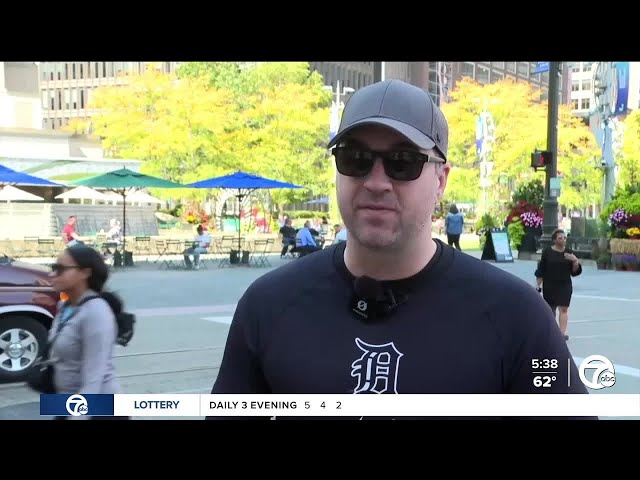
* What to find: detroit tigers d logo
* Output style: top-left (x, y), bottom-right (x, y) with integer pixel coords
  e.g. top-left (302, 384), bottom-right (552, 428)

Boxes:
top-left (350, 338), bottom-right (403, 394)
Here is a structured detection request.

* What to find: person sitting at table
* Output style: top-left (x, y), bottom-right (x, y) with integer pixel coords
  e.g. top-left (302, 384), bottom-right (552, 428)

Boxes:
top-left (295, 220), bottom-right (321, 257)
top-left (279, 218), bottom-right (297, 258)
top-left (183, 225), bottom-right (211, 270)
top-left (106, 218), bottom-right (122, 243)
top-left (62, 215), bottom-right (83, 247)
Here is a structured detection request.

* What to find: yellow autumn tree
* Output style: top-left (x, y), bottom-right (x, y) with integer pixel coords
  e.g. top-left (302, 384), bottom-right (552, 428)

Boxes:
top-left (619, 109), bottom-right (640, 188)
top-left (68, 62), bottom-right (334, 206)
top-left (440, 77), bottom-right (601, 211)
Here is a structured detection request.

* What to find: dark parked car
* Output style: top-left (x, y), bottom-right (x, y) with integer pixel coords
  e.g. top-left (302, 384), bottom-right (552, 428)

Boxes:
top-left (0, 254), bottom-right (60, 383)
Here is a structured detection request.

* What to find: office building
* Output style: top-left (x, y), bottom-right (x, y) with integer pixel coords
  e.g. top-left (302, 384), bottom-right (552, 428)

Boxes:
top-left (568, 62), bottom-right (595, 117)
top-left (38, 62), bottom-right (179, 130)
top-left (309, 61), bottom-right (569, 106)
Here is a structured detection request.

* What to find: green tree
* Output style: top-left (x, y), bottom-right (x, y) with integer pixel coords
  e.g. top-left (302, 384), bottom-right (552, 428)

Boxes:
top-left (443, 167), bottom-right (479, 204)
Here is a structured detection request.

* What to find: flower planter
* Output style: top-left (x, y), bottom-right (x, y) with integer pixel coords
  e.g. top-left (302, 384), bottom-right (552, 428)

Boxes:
top-left (518, 226), bottom-right (541, 254)
top-left (610, 239), bottom-right (640, 256)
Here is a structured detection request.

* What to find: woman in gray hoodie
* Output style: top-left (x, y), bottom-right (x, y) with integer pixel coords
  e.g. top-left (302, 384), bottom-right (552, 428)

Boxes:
top-left (48, 245), bottom-right (128, 420)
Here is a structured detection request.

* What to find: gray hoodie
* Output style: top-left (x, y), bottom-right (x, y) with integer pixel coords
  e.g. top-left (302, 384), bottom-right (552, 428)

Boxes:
top-left (49, 290), bottom-right (121, 403)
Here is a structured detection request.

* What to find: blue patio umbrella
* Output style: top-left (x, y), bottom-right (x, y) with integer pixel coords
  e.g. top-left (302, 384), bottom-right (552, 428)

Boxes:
top-left (0, 163), bottom-right (61, 187)
top-left (187, 171), bottom-right (305, 250)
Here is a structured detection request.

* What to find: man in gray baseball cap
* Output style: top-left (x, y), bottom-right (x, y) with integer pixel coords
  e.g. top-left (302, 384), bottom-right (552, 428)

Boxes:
top-left (209, 79), bottom-right (590, 412)
top-left (329, 79), bottom-right (451, 269)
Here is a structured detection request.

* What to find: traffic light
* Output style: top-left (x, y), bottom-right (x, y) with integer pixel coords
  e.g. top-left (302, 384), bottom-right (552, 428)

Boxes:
top-left (531, 150), bottom-right (552, 170)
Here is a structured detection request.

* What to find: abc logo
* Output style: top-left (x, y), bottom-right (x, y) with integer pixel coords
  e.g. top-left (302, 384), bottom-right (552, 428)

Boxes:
top-left (65, 394), bottom-right (89, 416)
top-left (578, 355), bottom-right (616, 390)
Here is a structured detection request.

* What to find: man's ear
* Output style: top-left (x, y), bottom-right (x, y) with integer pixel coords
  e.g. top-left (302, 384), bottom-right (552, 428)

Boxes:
top-left (435, 163), bottom-right (451, 201)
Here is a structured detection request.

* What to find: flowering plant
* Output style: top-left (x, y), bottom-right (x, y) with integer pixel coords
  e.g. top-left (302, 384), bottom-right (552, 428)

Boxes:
top-left (504, 200), bottom-right (543, 228)
top-left (183, 209), bottom-right (210, 225)
top-left (608, 208), bottom-right (630, 228)
top-left (520, 211), bottom-right (543, 228)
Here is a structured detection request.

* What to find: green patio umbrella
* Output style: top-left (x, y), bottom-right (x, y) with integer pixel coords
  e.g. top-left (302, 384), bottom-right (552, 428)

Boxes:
top-left (70, 168), bottom-right (185, 248)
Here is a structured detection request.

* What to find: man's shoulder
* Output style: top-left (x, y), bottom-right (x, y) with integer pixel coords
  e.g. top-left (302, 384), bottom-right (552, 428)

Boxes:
top-left (445, 248), bottom-right (537, 300)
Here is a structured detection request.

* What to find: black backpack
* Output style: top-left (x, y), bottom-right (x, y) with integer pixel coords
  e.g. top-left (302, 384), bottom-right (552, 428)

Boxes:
top-left (77, 295), bottom-right (135, 347)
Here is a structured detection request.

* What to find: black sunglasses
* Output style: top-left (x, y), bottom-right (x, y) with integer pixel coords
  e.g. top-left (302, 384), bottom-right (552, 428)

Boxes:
top-left (332, 147), bottom-right (446, 181)
top-left (51, 264), bottom-right (82, 275)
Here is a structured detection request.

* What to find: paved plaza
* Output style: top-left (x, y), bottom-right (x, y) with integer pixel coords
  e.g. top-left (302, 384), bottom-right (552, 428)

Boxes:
top-left (1, 249), bottom-right (638, 420)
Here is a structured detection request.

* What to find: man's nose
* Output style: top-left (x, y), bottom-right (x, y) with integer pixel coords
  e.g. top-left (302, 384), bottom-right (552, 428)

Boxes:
top-left (362, 158), bottom-right (392, 192)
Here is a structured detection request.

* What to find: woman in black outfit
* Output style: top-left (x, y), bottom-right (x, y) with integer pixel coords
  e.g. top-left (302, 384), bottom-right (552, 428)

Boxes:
top-left (535, 228), bottom-right (582, 341)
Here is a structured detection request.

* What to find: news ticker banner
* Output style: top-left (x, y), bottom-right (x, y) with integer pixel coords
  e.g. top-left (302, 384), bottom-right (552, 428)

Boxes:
top-left (41, 394), bottom-right (640, 418)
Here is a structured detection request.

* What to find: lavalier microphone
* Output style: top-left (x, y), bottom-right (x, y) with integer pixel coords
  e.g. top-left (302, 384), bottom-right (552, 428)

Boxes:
top-left (351, 276), bottom-right (403, 321)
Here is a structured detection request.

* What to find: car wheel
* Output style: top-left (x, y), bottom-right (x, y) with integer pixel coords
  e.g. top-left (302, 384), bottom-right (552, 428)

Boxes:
top-left (0, 316), bottom-right (49, 383)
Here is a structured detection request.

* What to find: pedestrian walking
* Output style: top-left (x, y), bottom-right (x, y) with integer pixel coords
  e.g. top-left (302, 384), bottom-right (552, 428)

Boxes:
top-left (445, 204), bottom-right (464, 250)
top-left (535, 228), bottom-right (583, 341)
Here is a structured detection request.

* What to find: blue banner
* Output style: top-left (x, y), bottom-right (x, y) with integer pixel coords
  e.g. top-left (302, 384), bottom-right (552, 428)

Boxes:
top-left (614, 62), bottom-right (629, 116)
top-left (40, 394), bottom-right (114, 417)
top-left (533, 62), bottom-right (550, 74)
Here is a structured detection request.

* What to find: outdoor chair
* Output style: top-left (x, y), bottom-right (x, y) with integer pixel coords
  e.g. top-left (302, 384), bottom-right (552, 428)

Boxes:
top-left (250, 238), bottom-right (274, 268)
top-left (135, 236), bottom-right (152, 261)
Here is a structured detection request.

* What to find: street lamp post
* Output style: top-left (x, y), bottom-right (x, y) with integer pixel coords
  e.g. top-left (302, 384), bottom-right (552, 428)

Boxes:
top-left (538, 61), bottom-right (562, 250)
top-left (323, 81), bottom-right (355, 221)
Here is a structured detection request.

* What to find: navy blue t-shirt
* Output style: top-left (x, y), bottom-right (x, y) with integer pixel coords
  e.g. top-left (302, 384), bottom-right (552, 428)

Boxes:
top-left (209, 240), bottom-right (592, 419)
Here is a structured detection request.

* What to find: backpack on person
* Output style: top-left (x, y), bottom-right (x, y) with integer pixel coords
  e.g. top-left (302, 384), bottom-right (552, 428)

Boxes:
top-left (25, 294), bottom-right (135, 394)
top-left (68, 294), bottom-right (136, 347)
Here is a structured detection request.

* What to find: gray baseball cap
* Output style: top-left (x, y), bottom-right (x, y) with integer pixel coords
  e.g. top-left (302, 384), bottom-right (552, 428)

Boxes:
top-left (327, 79), bottom-right (448, 162)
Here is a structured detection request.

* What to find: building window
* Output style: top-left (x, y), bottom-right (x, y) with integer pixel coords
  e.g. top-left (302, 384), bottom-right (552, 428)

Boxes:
top-left (582, 79), bottom-right (591, 91)
top-left (572, 81), bottom-right (580, 92)
top-left (80, 89), bottom-right (85, 109)
top-left (583, 62), bottom-right (593, 72)
top-left (65, 64), bottom-right (69, 80)
top-left (581, 98), bottom-right (590, 110)
top-left (462, 62), bottom-right (474, 78)
top-left (491, 61), bottom-right (505, 69)
top-left (64, 89), bottom-right (70, 109)
top-left (102, 62), bottom-right (107, 77)
top-left (71, 89), bottom-right (78, 109)
top-left (72, 63), bottom-right (76, 80)
top-left (542, 71), bottom-right (549, 83)
top-left (572, 99), bottom-right (579, 110)
top-left (80, 63), bottom-right (84, 79)
top-left (476, 66), bottom-right (490, 84)
top-left (571, 63), bottom-right (580, 73)
top-left (506, 62), bottom-right (516, 73)
top-left (491, 71), bottom-right (504, 82)
top-left (517, 62), bottom-right (529, 77)
top-left (57, 91), bottom-right (62, 109)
